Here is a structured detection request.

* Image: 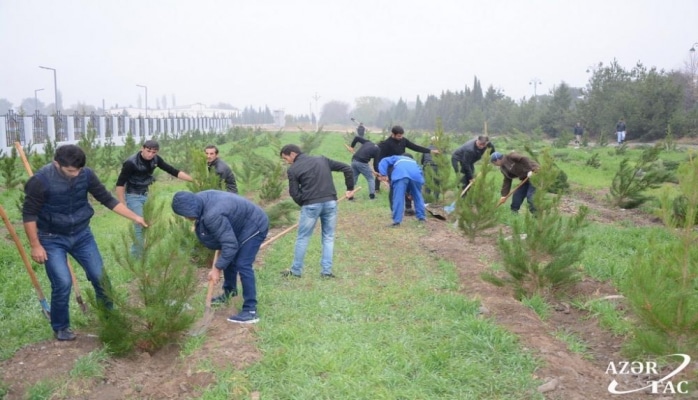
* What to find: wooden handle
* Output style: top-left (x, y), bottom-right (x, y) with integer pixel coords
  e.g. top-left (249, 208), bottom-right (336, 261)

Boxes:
top-left (14, 142), bottom-right (34, 177)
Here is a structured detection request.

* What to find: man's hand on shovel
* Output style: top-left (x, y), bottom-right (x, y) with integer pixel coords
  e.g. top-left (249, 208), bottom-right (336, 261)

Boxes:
top-left (208, 265), bottom-right (222, 283)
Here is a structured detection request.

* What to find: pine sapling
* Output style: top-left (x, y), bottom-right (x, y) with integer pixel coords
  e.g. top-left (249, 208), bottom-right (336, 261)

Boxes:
top-left (608, 144), bottom-right (672, 209)
top-left (454, 151), bottom-right (500, 242)
top-left (486, 149), bottom-right (588, 299)
top-left (623, 156), bottom-right (698, 357)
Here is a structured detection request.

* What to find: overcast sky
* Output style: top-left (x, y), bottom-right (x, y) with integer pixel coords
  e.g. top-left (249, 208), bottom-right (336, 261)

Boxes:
top-left (1, 0), bottom-right (697, 116)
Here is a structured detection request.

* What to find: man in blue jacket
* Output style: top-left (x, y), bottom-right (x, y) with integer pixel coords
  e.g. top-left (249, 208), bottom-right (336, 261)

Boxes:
top-left (172, 190), bottom-right (268, 324)
top-left (378, 154), bottom-right (426, 226)
top-left (23, 145), bottom-right (147, 341)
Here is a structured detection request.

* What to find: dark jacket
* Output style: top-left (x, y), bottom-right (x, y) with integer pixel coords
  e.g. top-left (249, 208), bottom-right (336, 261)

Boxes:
top-left (376, 136), bottom-right (432, 173)
top-left (350, 136), bottom-right (380, 164)
top-left (616, 121), bottom-right (626, 132)
top-left (357, 124), bottom-right (365, 137)
top-left (498, 153), bottom-right (539, 196)
top-left (171, 190), bottom-right (269, 270)
top-left (207, 158), bottom-right (238, 193)
top-left (23, 163), bottom-right (119, 235)
top-left (116, 153), bottom-right (181, 194)
top-left (451, 139), bottom-right (495, 182)
top-left (287, 153), bottom-right (353, 206)
top-left (574, 125), bottom-right (584, 136)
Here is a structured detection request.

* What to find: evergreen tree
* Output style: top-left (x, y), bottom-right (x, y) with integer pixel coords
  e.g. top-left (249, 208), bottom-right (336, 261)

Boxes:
top-left (608, 144), bottom-right (672, 208)
top-left (453, 148), bottom-right (500, 242)
top-left (485, 150), bottom-right (588, 299)
top-left (623, 156), bottom-right (698, 357)
top-left (93, 192), bottom-right (199, 355)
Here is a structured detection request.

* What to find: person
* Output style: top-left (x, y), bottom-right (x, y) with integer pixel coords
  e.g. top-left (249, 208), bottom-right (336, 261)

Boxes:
top-left (490, 151), bottom-right (539, 214)
top-left (378, 154), bottom-right (426, 226)
top-left (573, 122), bottom-right (584, 145)
top-left (349, 136), bottom-right (380, 200)
top-left (616, 118), bottom-right (627, 144)
top-left (171, 190), bottom-right (268, 324)
top-left (377, 125), bottom-right (439, 214)
top-left (279, 144), bottom-right (355, 278)
top-left (451, 136), bottom-right (494, 190)
top-left (205, 145), bottom-right (238, 193)
top-left (356, 122), bottom-right (366, 137)
top-left (116, 140), bottom-right (193, 256)
top-left (22, 145), bottom-right (148, 341)
top-left (420, 136), bottom-right (440, 200)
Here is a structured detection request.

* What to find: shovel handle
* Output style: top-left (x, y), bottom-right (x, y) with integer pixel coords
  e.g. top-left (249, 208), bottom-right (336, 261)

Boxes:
top-left (496, 176), bottom-right (529, 208)
top-left (205, 250), bottom-right (220, 308)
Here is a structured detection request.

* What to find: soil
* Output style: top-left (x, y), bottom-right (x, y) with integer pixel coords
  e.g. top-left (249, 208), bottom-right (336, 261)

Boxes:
top-left (0, 190), bottom-right (693, 399)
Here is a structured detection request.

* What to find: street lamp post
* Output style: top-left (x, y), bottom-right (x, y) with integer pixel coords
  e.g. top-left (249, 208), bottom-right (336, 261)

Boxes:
top-left (34, 88), bottom-right (44, 113)
top-left (529, 78), bottom-right (542, 98)
top-left (689, 42), bottom-right (698, 52)
top-left (136, 84), bottom-right (148, 118)
top-left (39, 66), bottom-right (58, 113)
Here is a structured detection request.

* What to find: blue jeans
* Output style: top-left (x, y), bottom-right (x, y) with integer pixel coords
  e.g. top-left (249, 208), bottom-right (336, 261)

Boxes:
top-left (511, 181), bottom-right (536, 213)
top-left (125, 193), bottom-right (147, 256)
top-left (351, 160), bottom-right (375, 195)
top-left (291, 201), bottom-right (337, 275)
top-left (222, 230), bottom-right (267, 312)
top-left (40, 227), bottom-right (110, 332)
top-left (391, 178), bottom-right (426, 224)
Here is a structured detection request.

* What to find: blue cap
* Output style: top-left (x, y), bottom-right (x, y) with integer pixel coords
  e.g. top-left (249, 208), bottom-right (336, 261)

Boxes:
top-left (490, 152), bottom-right (503, 163)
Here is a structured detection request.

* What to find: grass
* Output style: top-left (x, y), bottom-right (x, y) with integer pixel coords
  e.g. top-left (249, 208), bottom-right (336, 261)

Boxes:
top-left (521, 294), bottom-right (551, 320)
top-left (552, 328), bottom-right (592, 359)
top-left (2, 133), bottom-right (694, 398)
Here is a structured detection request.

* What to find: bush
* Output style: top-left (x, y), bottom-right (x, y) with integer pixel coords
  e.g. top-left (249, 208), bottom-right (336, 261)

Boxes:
top-left (608, 145), bottom-right (673, 209)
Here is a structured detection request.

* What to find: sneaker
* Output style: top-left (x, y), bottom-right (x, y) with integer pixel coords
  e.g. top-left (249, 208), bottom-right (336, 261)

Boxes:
top-left (369, 193), bottom-right (375, 200)
top-left (227, 310), bottom-right (259, 324)
top-left (404, 209), bottom-right (416, 216)
top-left (388, 222), bottom-right (401, 228)
top-left (280, 270), bottom-right (301, 278)
top-left (320, 273), bottom-right (336, 278)
top-left (54, 328), bottom-right (76, 341)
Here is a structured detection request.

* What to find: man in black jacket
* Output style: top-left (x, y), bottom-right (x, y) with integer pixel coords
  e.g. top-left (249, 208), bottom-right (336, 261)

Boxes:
top-left (451, 136), bottom-right (494, 190)
top-left (279, 144), bottom-right (356, 278)
top-left (377, 125), bottom-right (439, 214)
top-left (116, 140), bottom-right (193, 256)
top-left (205, 145), bottom-right (238, 193)
top-left (349, 136), bottom-right (380, 200)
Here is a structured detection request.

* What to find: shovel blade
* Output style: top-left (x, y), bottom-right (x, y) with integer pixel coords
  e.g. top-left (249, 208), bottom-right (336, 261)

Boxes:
top-left (188, 306), bottom-right (215, 336)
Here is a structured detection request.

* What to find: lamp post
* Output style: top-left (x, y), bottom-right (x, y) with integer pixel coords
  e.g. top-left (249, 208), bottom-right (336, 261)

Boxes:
top-left (39, 66), bottom-right (58, 113)
top-left (690, 42), bottom-right (698, 52)
top-left (312, 92), bottom-right (321, 131)
top-left (34, 88), bottom-right (44, 113)
top-left (136, 84), bottom-right (148, 118)
top-left (529, 78), bottom-right (542, 98)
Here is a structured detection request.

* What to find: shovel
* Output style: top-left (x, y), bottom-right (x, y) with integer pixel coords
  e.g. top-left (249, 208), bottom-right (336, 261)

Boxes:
top-left (442, 181), bottom-right (475, 215)
top-left (496, 176), bottom-right (530, 208)
top-left (188, 250), bottom-right (220, 336)
top-left (0, 204), bottom-right (51, 320)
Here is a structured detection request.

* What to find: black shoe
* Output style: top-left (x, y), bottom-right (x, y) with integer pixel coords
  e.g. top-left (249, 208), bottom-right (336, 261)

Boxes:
top-left (388, 222), bottom-right (400, 228)
top-left (320, 273), bottom-right (336, 278)
top-left (369, 194), bottom-right (375, 200)
top-left (404, 209), bottom-right (416, 216)
top-left (280, 270), bottom-right (301, 278)
top-left (211, 290), bottom-right (237, 305)
top-left (54, 328), bottom-right (76, 341)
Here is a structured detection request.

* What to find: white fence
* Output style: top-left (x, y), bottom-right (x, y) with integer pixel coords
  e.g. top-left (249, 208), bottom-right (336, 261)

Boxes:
top-left (1, 111), bottom-right (236, 155)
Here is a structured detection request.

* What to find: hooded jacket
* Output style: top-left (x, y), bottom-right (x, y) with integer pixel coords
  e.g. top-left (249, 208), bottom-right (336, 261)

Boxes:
top-left (171, 190), bottom-right (268, 270)
top-left (378, 155), bottom-right (425, 184)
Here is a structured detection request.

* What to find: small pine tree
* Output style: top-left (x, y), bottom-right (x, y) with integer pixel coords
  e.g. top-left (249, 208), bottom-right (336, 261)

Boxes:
top-left (484, 149), bottom-right (588, 299)
top-left (77, 123), bottom-right (102, 172)
top-left (422, 118), bottom-right (454, 205)
top-left (608, 144), bottom-right (673, 209)
top-left (186, 150), bottom-right (223, 193)
top-left (120, 131), bottom-right (138, 161)
top-left (623, 156), bottom-right (698, 357)
top-left (454, 149), bottom-right (500, 242)
top-left (299, 129), bottom-right (325, 154)
top-left (92, 192), bottom-right (199, 355)
top-left (585, 153), bottom-right (601, 169)
top-left (663, 124), bottom-right (676, 152)
top-left (259, 160), bottom-right (285, 203)
top-left (0, 147), bottom-right (22, 189)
